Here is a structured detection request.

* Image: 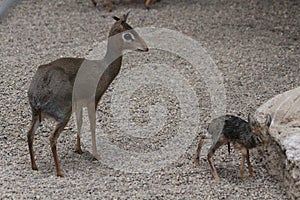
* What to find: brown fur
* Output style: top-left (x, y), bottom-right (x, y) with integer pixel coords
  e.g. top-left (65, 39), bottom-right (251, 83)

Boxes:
top-left (194, 114), bottom-right (272, 181)
top-left (27, 13), bottom-right (148, 177)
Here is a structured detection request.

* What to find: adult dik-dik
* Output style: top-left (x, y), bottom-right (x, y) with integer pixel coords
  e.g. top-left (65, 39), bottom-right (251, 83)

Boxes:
top-left (194, 114), bottom-right (272, 181)
top-left (27, 13), bottom-right (148, 177)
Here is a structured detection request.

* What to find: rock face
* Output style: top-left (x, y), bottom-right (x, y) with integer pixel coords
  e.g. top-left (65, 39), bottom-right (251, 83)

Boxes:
top-left (256, 87), bottom-right (300, 200)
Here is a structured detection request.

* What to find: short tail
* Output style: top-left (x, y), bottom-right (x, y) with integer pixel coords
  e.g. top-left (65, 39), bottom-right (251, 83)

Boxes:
top-left (227, 142), bottom-right (231, 155)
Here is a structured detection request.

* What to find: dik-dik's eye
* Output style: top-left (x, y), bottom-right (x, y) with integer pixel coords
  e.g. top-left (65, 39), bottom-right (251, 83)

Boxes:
top-left (255, 136), bottom-right (262, 144)
top-left (122, 32), bottom-right (135, 42)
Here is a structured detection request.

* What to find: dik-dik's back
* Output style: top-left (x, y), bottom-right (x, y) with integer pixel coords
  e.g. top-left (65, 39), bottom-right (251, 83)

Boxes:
top-left (28, 58), bottom-right (84, 121)
top-left (208, 115), bottom-right (270, 149)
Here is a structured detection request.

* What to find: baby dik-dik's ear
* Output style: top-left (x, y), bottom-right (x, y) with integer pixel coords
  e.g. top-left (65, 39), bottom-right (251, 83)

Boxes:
top-left (248, 113), bottom-right (259, 127)
top-left (265, 114), bottom-right (272, 127)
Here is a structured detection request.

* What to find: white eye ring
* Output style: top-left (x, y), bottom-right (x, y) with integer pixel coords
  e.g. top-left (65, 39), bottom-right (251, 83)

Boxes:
top-left (122, 32), bottom-right (135, 42)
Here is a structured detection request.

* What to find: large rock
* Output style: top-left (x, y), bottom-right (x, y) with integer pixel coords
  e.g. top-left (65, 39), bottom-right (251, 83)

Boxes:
top-left (256, 87), bottom-right (300, 200)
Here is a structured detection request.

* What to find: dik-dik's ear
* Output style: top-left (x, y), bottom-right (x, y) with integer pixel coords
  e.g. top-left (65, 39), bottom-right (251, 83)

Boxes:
top-left (265, 114), bottom-right (272, 127)
top-left (248, 113), bottom-right (258, 127)
top-left (113, 16), bottom-right (120, 21)
top-left (113, 12), bottom-right (130, 23)
top-left (122, 11), bottom-right (130, 23)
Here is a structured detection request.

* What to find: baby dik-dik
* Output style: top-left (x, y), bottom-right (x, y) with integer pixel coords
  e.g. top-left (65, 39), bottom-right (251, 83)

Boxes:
top-left (194, 114), bottom-right (272, 181)
top-left (27, 13), bottom-right (148, 177)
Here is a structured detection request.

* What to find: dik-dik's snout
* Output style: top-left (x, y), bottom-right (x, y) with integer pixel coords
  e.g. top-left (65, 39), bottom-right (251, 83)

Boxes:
top-left (133, 36), bottom-right (148, 52)
top-left (137, 45), bottom-right (149, 52)
top-left (118, 29), bottom-right (149, 53)
top-left (253, 126), bottom-right (270, 148)
top-left (249, 113), bottom-right (272, 148)
top-left (135, 38), bottom-right (148, 52)
top-left (256, 133), bottom-right (269, 147)
top-left (255, 136), bottom-right (263, 145)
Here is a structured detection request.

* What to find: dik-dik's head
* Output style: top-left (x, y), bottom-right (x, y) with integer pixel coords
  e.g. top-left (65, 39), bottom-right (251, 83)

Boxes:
top-left (248, 114), bottom-right (272, 147)
top-left (108, 12), bottom-right (148, 52)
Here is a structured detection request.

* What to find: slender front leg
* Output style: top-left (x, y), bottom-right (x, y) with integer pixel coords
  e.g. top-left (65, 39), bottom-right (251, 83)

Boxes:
top-left (194, 138), bottom-right (205, 166)
top-left (27, 116), bottom-right (40, 171)
top-left (88, 103), bottom-right (100, 160)
top-left (75, 108), bottom-right (84, 154)
top-left (246, 149), bottom-right (255, 178)
top-left (208, 156), bottom-right (219, 181)
top-left (239, 147), bottom-right (248, 179)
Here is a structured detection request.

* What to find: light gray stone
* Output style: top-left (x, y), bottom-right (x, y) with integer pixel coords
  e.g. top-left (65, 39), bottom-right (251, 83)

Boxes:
top-left (257, 87), bottom-right (300, 200)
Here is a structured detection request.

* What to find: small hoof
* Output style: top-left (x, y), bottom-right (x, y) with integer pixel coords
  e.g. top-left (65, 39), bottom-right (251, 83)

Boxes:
top-left (32, 164), bottom-right (38, 171)
top-left (92, 154), bottom-right (100, 161)
top-left (213, 173), bottom-right (220, 181)
top-left (75, 148), bottom-right (84, 155)
top-left (214, 177), bottom-right (220, 182)
top-left (57, 173), bottom-right (64, 178)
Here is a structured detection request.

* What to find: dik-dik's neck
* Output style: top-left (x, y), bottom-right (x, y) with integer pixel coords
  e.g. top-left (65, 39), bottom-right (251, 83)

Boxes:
top-left (244, 135), bottom-right (258, 149)
top-left (103, 37), bottom-right (123, 78)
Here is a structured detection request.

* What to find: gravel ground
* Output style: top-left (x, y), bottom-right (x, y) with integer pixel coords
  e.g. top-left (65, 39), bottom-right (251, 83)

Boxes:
top-left (0, 0), bottom-right (299, 199)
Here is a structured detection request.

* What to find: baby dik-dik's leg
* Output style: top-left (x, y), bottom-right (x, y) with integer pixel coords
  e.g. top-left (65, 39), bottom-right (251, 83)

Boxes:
top-left (246, 149), bottom-right (255, 178)
top-left (207, 140), bottom-right (227, 181)
top-left (27, 116), bottom-right (40, 171)
top-left (194, 137), bottom-right (205, 166)
top-left (49, 121), bottom-right (68, 177)
top-left (239, 147), bottom-right (249, 179)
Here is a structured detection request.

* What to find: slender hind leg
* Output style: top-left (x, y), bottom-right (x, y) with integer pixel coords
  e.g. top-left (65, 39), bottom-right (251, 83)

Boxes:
top-left (207, 140), bottom-right (227, 181)
top-left (27, 115), bottom-right (40, 170)
top-left (194, 137), bottom-right (205, 166)
top-left (75, 108), bottom-right (84, 154)
top-left (49, 121), bottom-right (68, 177)
top-left (88, 103), bottom-right (100, 160)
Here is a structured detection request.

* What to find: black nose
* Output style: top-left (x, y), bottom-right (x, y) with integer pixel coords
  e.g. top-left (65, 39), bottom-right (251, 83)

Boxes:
top-left (137, 47), bottom-right (149, 52)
